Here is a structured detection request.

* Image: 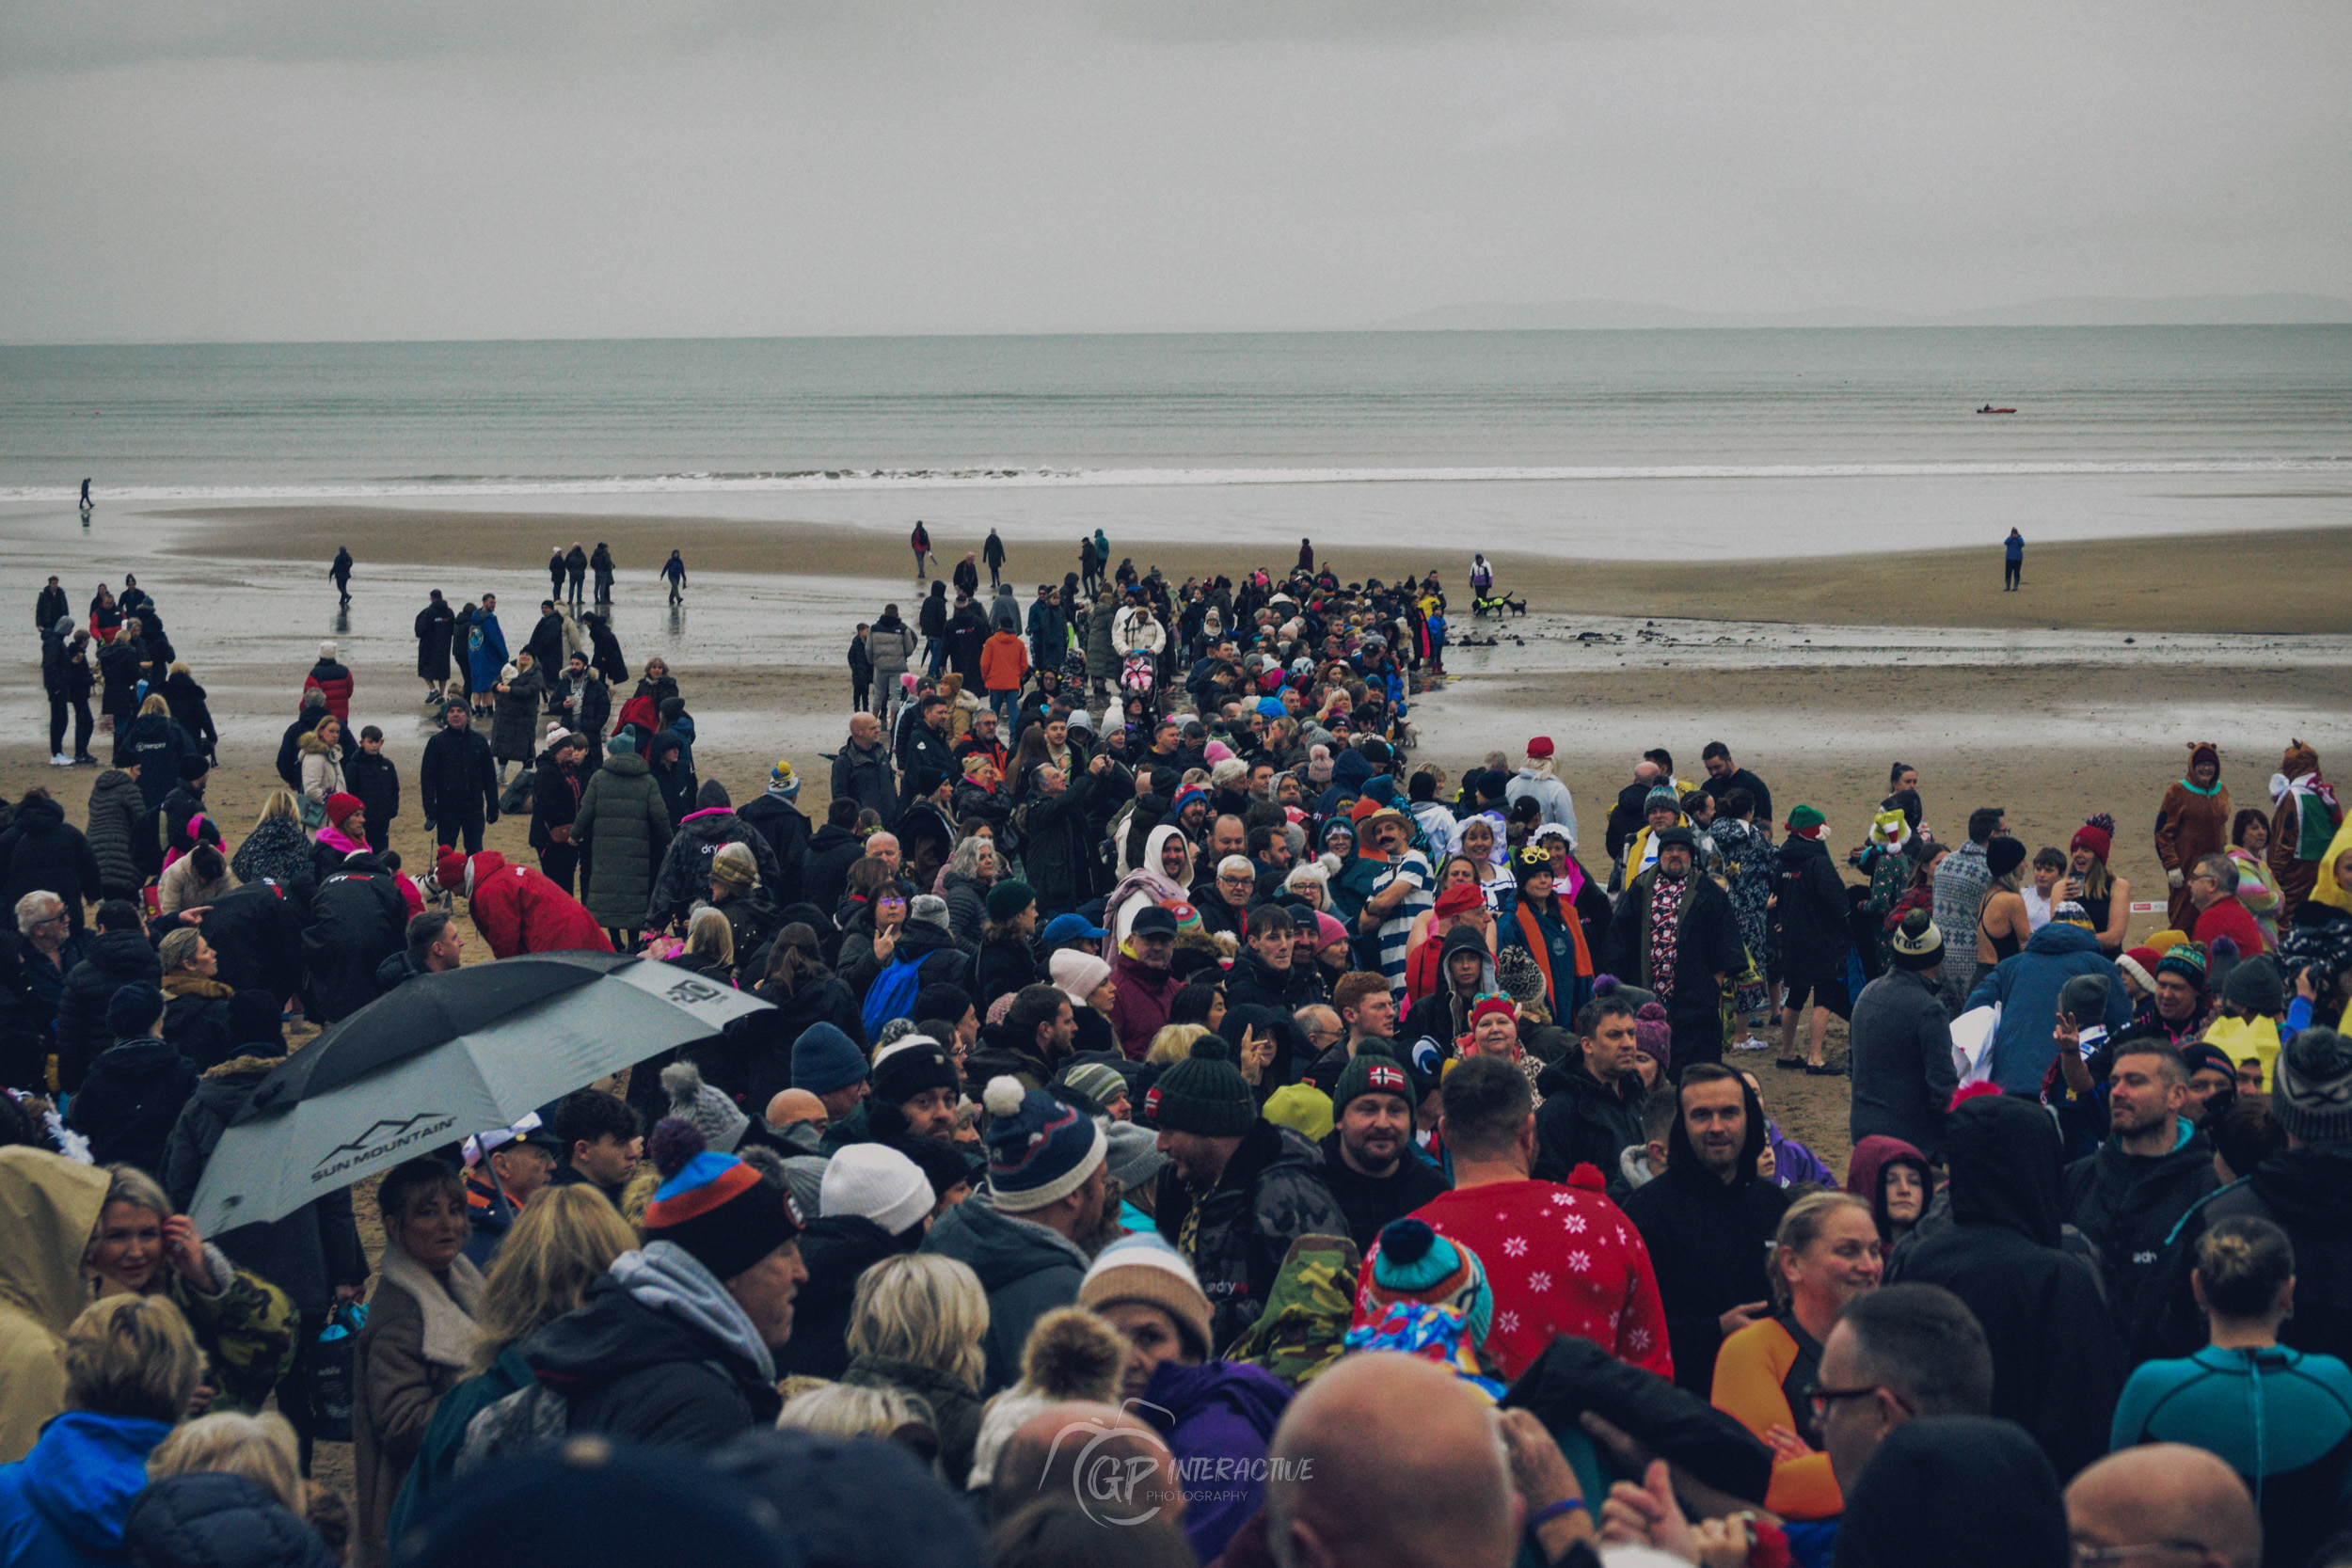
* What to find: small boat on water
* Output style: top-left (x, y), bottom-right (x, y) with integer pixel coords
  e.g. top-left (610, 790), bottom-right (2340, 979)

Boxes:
top-left (1976, 404), bottom-right (2017, 414)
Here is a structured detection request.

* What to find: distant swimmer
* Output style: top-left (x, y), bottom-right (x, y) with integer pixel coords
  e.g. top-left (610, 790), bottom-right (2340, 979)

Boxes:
top-left (661, 549), bottom-right (688, 605)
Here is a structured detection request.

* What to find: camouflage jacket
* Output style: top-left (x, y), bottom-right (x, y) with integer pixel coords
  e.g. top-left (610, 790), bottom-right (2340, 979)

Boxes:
top-left (1154, 1122), bottom-right (1349, 1350)
top-left (165, 1243), bottom-right (299, 1415)
top-left (1229, 1233), bottom-right (1359, 1386)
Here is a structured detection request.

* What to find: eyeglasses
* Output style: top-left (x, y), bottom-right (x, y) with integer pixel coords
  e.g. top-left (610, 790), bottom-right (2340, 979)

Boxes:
top-left (1807, 1383), bottom-right (1907, 1420)
top-left (2071, 1543), bottom-right (2216, 1564)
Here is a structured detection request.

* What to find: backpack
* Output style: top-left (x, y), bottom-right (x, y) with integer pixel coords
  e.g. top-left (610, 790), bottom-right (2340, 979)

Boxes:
top-left (457, 1382), bottom-right (572, 1475)
top-left (861, 951), bottom-right (927, 1037)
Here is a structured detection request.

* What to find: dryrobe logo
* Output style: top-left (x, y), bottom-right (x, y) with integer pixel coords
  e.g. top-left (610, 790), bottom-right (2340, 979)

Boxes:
top-left (1045, 1401), bottom-right (1310, 1526)
top-left (310, 1113), bottom-right (460, 1183)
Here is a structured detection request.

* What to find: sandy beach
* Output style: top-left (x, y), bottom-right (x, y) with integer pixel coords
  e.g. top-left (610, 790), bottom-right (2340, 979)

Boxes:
top-left (161, 505), bottom-right (2352, 636)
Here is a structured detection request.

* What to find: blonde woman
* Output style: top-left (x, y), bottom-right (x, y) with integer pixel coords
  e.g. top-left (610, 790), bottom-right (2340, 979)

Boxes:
top-left (841, 1253), bottom-right (989, 1486)
top-left (145, 1409), bottom-right (306, 1514)
top-left (382, 1185), bottom-right (635, 1542)
top-left (230, 790), bottom-right (316, 888)
top-left (776, 1381), bottom-right (938, 1445)
top-left (297, 716), bottom-right (347, 811)
top-left (81, 1165), bottom-right (297, 1420)
top-left (1145, 1022), bottom-right (1212, 1067)
top-left (0, 1295), bottom-right (203, 1563)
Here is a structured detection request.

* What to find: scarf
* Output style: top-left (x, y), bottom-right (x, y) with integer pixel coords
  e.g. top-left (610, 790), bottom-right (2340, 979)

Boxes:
top-left (1647, 872), bottom-right (1687, 1000)
top-left (2272, 770), bottom-right (2343, 862)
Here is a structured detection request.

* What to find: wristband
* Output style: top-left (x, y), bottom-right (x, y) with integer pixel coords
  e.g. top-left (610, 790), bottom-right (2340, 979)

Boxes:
top-left (1525, 1498), bottom-right (1583, 1531)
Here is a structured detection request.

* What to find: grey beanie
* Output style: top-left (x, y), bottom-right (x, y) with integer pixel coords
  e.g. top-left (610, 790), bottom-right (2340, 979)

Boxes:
top-left (2275, 1028), bottom-right (2352, 1146)
top-left (2058, 974), bottom-right (2110, 1028)
top-left (2221, 956), bottom-right (2286, 1019)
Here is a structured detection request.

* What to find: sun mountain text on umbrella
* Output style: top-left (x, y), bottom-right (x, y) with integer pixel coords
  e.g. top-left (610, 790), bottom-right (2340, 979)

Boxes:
top-left (310, 1112), bottom-right (459, 1183)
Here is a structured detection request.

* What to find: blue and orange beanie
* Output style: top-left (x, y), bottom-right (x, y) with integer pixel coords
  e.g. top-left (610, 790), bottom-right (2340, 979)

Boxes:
top-left (643, 1117), bottom-right (803, 1280)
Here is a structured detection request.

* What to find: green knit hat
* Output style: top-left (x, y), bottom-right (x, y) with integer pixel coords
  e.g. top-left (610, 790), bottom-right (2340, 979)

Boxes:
top-left (985, 879), bottom-right (1038, 925)
top-left (1145, 1036), bottom-right (1257, 1136)
top-left (1332, 1041), bottom-right (1416, 1120)
top-left (1787, 804), bottom-right (1825, 832)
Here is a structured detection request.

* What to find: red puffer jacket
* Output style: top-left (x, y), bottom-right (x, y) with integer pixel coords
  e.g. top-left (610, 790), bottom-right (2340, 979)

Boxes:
top-left (303, 658), bottom-right (355, 724)
top-left (461, 850), bottom-right (614, 958)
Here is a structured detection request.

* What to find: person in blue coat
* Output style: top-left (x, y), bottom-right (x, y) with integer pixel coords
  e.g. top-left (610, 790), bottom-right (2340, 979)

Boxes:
top-left (465, 594), bottom-right (507, 720)
top-left (0, 1292), bottom-right (202, 1568)
top-left (1966, 919), bottom-right (2131, 1092)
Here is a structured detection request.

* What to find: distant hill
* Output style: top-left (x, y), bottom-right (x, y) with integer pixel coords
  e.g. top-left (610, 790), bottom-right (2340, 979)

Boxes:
top-left (1376, 293), bottom-right (2352, 331)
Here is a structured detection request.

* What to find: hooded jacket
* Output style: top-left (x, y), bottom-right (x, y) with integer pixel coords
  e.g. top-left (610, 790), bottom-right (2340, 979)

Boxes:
top-left (1107, 949), bottom-right (1186, 1060)
top-left (1846, 966), bottom-right (1957, 1160)
top-left (0, 1148), bottom-right (111, 1465)
top-left (182, 879), bottom-right (308, 1006)
top-left (83, 770), bottom-right (145, 898)
top-left (1618, 1074), bottom-right (1789, 1393)
top-left (920, 1196), bottom-right (1091, 1394)
top-left (571, 752), bottom-right (672, 930)
top-left (1883, 1093), bottom-right (2125, 1481)
top-left (2062, 1115), bottom-right (2216, 1333)
top-left (1532, 1053), bottom-right (1647, 1195)
top-left (1140, 1357), bottom-right (1294, 1563)
top-left (1832, 1415), bottom-right (2068, 1568)
top-left (1153, 1121), bottom-right (1349, 1350)
top-left (646, 807), bottom-right (784, 933)
top-left (1772, 834), bottom-right (1851, 974)
top-left (0, 797), bottom-right (103, 931)
top-left (735, 793), bottom-right (811, 909)
top-left (1965, 923), bottom-right (2132, 1093)
top-left (0, 1409), bottom-right (178, 1568)
top-left (1843, 1134), bottom-right (1931, 1247)
top-left (1602, 865), bottom-right (1744, 1061)
top-left (522, 1242), bottom-right (782, 1449)
top-left (54, 927), bottom-right (164, 1092)
top-left (1314, 1128), bottom-right (1449, 1254)
top-left (456, 850), bottom-right (613, 958)
top-left (158, 972), bottom-right (238, 1073)
top-left (2135, 1142), bottom-right (2352, 1367)
top-left (303, 858), bottom-right (408, 1025)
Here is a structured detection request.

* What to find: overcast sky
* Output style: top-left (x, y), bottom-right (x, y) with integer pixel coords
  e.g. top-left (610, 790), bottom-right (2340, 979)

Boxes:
top-left (4, 0), bottom-right (2347, 341)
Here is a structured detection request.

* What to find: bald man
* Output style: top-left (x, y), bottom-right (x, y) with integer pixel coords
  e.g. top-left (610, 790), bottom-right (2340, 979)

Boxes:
top-left (990, 1401), bottom-right (1185, 1530)
top-left (1267, 1352), bottom-right (1534, 1568)
top-left (2066, 1445), bottom-right (2260, 1568)
top-left (766, 1087), bottom-right (830, 1136)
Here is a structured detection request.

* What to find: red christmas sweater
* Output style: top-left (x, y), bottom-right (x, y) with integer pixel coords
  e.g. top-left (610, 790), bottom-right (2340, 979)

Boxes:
top-left (1352, 1176), bottom-right (1674, 1386)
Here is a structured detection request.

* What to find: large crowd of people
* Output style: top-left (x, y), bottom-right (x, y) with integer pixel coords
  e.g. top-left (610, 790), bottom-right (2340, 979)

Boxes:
top-left (5, 531), bottom-right (2352, 1568)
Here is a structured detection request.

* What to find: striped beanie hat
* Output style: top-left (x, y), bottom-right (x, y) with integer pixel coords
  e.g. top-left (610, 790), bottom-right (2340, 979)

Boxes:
top-left (980, 1078), bottom-right (1106, 1213)
top-left (642, 1118), bottom-right (803, 1280)
top-left (1365, 1217), bottom-right (1492, 1350)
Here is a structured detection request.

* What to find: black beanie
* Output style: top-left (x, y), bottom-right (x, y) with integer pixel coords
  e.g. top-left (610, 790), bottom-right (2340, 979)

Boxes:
top-left (1144, 1036), bottom-right (1258, 1136)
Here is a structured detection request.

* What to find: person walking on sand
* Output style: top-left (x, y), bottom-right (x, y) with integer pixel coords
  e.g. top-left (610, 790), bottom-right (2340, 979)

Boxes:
top-left (564, 542), bottom-right (587, 609)
top-left (909, 518), bottom-right (933, 578)
top-left (414, 589), bottom-right (454, 704)
top-left (329, 546), bottom-right (354, 606)
top-left (982, 527), bottom-right (1007, 587)
top-left (590, 541), bottom-right (615, 603)
top-left (547, 546), bottom-right (566, 602)
top-left (660, 549), bottom-right (687, 605)
top-left (2004, 528), bottom-right (2025, 591)
top-left (1469, 552), bottom-right (1492, 594)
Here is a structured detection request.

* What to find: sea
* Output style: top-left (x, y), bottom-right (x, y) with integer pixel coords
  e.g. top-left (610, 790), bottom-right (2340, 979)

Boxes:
top-left (2, 325), bottom-right (2348, 560)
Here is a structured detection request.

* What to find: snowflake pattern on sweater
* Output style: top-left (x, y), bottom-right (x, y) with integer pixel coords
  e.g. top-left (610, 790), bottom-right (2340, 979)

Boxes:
top-left (1350, 1178), bottom-right (1673, 1385)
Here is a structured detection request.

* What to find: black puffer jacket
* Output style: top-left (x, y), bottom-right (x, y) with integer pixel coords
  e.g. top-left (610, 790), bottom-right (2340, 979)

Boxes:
top-left (1014, 772), bottom-right (1103, 914)
top-left (302, 858), bottom-right (408, 1024)
top-left (0, 795), bottom-right (103, 933)
top-left (55, 927), bottom-right (163, 1090)
top-left (645, 807), bottom-right (784, 933)
top-left (125, 1473), bottom-right (338, 1568)
top-left (163, 1051), bottom-right (367, 1315)
top-left (1533, 1054), bottom-right (1648, 1196)
top-left (1618, 1074), bottom-right (1789, 1394)
top-left (70, 1034), bottom-right (199, 1173)
top-left (158, 975), bottom-right (239, 1072)
top-left (1222, 943), bottom-right (1324, 1015)
top-left (418, 722), bottom-right (498, 828)
top-left (802, 824), bottom-right (866, 914)
top-left (700, 975), bottom-right (868, 1107)
top-left (117, 711), bottom-right (198, 811)
top-left (1884, 1092), bottom-right (2125, 1481)
top-left (345, 748), bottom-right (400, 837)
top-left (1152, 1119), bottom-right (1350, 1347)
top-left (84, 769), bottom-right (146, 899)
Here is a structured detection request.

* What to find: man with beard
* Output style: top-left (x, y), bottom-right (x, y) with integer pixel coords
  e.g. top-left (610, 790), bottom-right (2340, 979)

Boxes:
top-left (1534, 994), bottom-right (1648, 1194)
top-left (1619, 1063), bottom-right (1789, 1392)
top-left (1603, 826), bottom-right (1743, 1073)
top-left (2062, 1040), bottom-right (2217, 1330)
top-left (1314, 1043), bottom-right (1446, 1251)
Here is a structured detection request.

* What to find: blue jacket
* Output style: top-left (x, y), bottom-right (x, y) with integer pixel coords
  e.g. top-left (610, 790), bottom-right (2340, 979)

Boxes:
top-left (466, 612), bottom-right (507, 689)
top-left (918, 1196), bottom-right (1089, 1395)
top-left (0, 1409), bottom-right (176, 1568)
top-left (1965, 923), bottom-right (2130, 1092)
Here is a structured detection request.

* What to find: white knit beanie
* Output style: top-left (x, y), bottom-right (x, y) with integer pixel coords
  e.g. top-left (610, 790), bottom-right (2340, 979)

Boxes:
top-left (1049, 948), bottom-right (1112, 1007)
top-left (818, 1144), bottom-right (933, 1237)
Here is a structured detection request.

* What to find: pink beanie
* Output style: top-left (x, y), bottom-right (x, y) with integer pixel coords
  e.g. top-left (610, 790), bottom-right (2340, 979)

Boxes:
top-left (1314, 912), bottom-right (1349, 949)
top-left (1204, 739), bottom-right (1235, 765)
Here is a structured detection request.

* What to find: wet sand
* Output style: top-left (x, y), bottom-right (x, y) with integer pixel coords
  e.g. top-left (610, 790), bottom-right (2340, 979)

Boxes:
top-left (160, 505), bottom-right (2352, 636)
